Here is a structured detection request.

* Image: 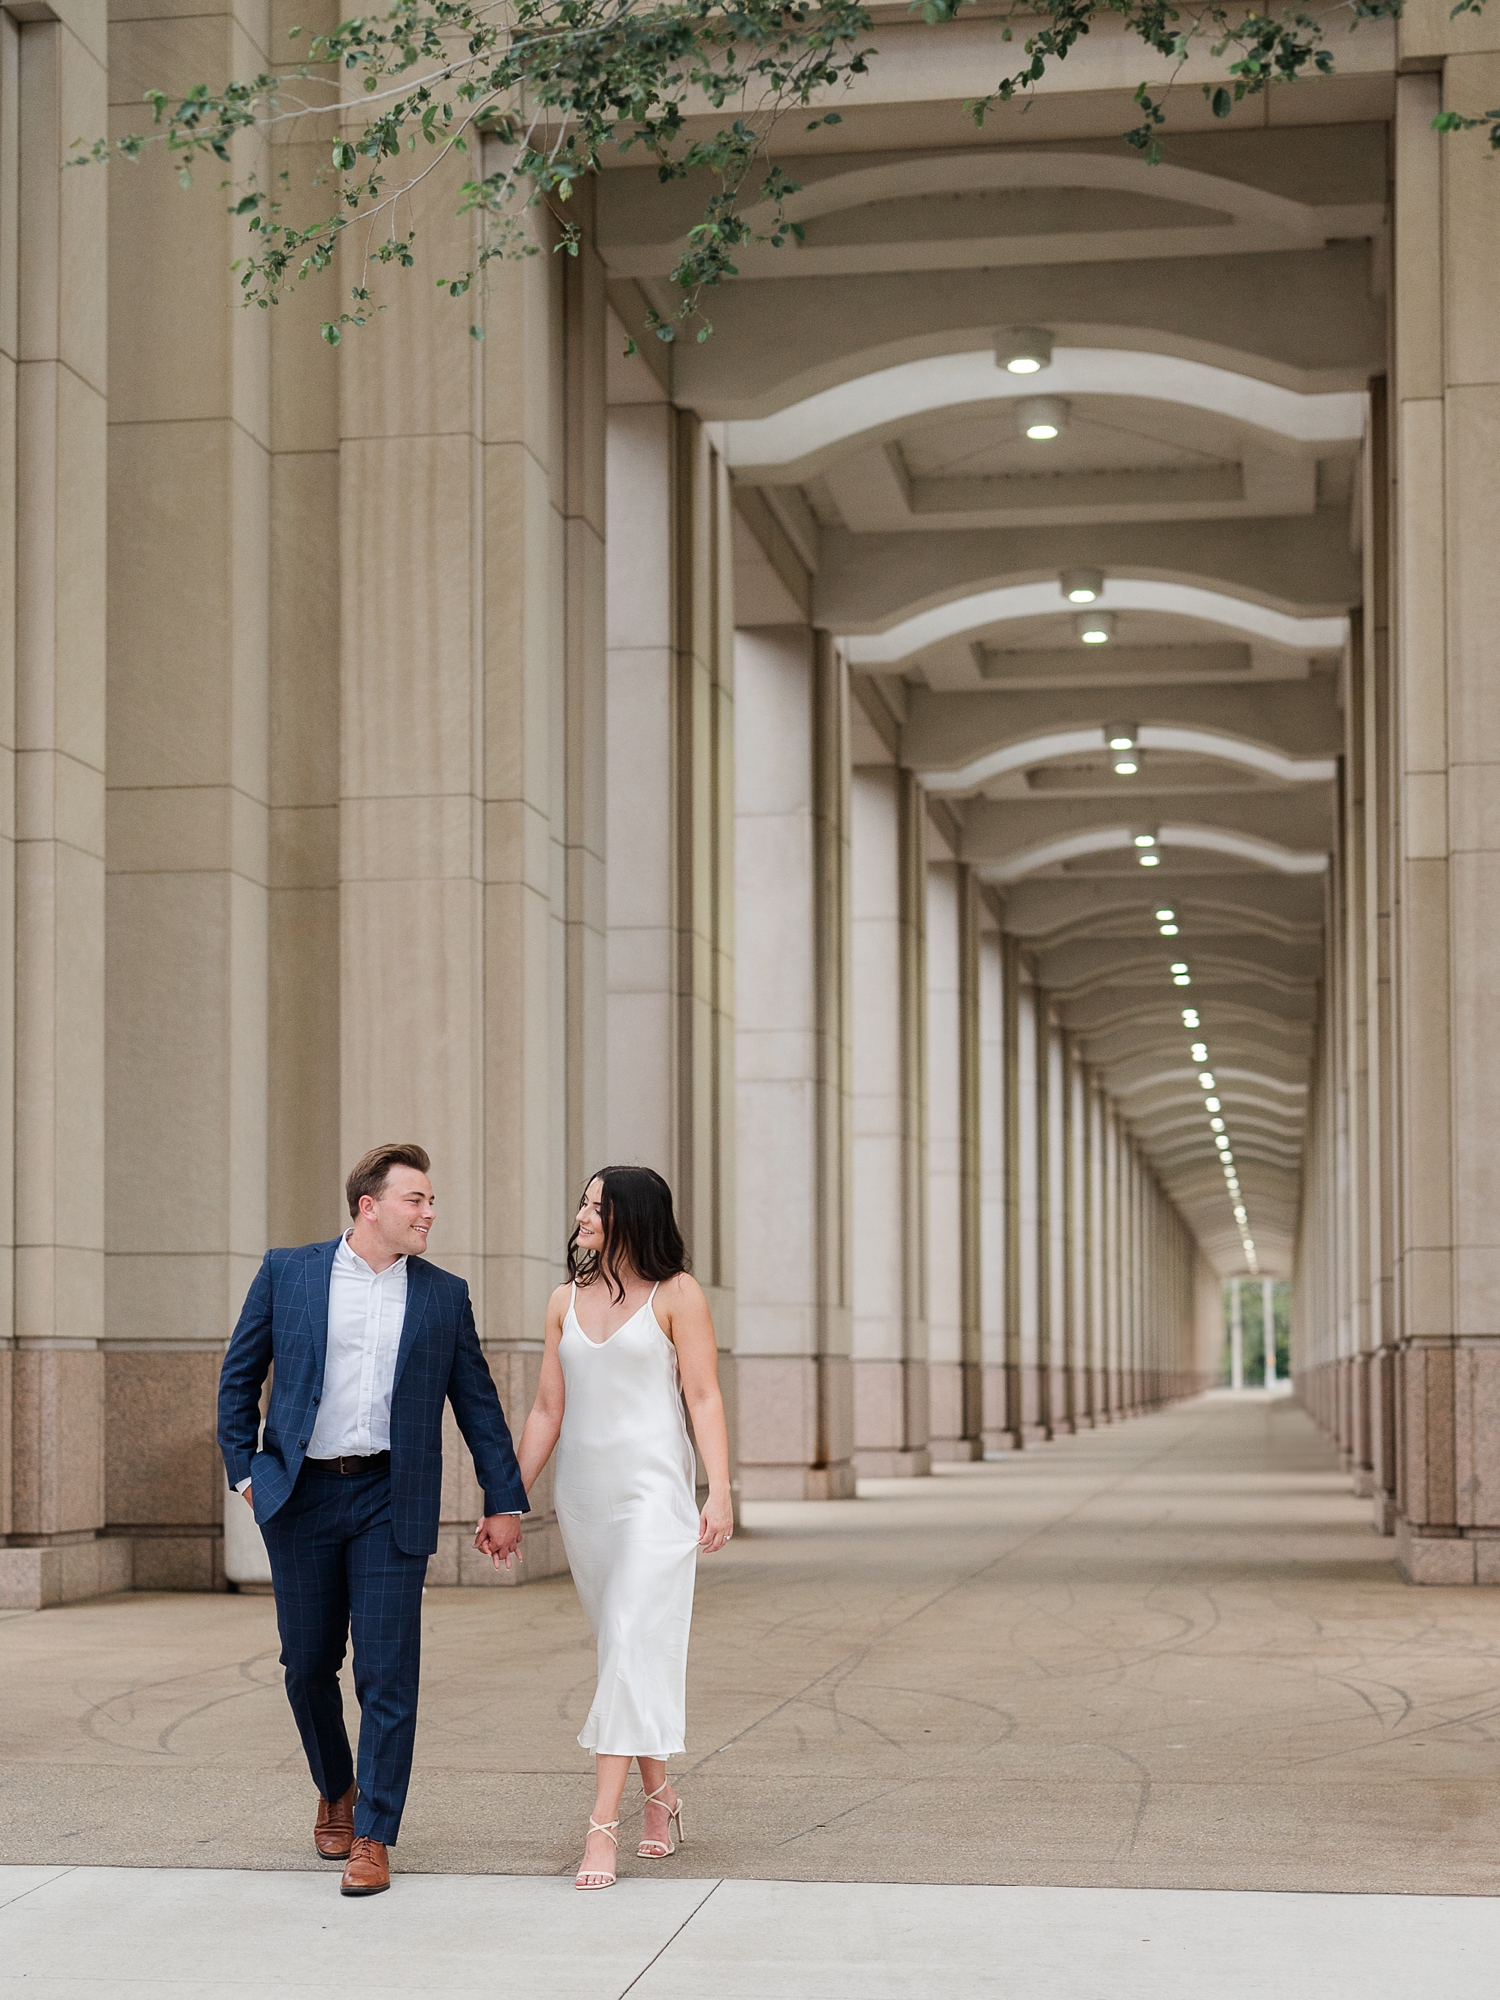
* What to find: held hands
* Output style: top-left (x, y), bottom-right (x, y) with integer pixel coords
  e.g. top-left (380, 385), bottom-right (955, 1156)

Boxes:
top-left (699, 1488), bottom-right (734, 1555)
top-left (473, 1512), bottom-right (524, 1572)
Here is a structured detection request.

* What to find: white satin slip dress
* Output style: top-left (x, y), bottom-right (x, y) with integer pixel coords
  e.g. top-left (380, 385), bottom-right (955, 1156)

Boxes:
top-left (553, 1282), bottom-right (700, 1758)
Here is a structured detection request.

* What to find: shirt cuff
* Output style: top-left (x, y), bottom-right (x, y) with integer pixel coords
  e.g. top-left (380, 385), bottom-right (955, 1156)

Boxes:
top-left (234, 1476), bottom-right (252, 1493)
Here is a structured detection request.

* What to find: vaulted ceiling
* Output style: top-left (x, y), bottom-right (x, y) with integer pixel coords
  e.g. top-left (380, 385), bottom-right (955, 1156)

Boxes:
top-left (599, 58), bottom-right (1388, 1277)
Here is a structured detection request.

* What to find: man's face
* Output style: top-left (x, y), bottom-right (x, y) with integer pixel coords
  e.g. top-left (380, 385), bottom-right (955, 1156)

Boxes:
top-left (364, 1167), bottom-right (435, 1257)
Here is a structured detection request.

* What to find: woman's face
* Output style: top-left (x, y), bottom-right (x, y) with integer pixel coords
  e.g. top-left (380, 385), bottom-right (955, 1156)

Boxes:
top-left (575, 1178), bottom-right (606, 1254)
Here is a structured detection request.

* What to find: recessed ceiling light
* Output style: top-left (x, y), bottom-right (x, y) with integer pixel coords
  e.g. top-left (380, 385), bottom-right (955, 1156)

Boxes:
top-left (1139, 852), bottom-right (1160, 866)
top-left (1170, 962), bottom-right (1188, 974)
top-left (1018, 395), bottom-right (1068, 440)
top-left (1205, 1097), bottom-right (1220, 1111)
top-left (1059, 567), bottom-right (1104, 604)
top-left (1158, 921), bottom-right (1178, 934)
top-left (1210, 1117), bottom-right (1225, 1131)
top-left (996, 327), bottom-right (1053, 374)
top-left (1155, 908), bottom-right (1175, 922)
top-left (1173, 973), bottom-right (1191, 984)
top-left (1134, 833), bottom-right (1156, 848)
top-left (1078, 613), bottom-right (1115, 646)
top-left (1115, 759), bottom-right (1138, 776)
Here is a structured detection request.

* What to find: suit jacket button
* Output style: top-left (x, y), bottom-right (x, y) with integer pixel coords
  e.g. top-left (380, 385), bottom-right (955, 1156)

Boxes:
top-left (298, 1439), bottom-right (308, 1448)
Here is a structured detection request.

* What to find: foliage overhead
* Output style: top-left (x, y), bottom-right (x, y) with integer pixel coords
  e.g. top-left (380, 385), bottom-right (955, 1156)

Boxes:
top-left (73, 0), bottom-right (1496, 346)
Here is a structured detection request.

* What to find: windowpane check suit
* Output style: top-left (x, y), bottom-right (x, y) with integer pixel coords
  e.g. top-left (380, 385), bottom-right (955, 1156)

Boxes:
top-left (218, 1239), bottom-right (527, 1843)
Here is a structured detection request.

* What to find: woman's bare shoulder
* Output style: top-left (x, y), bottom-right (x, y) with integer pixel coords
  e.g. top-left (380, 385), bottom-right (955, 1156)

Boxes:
top-left (658, 1270), bottom-right (708, 1313)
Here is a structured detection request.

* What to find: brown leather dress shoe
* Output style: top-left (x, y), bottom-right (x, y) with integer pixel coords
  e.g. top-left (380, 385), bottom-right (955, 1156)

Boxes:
top-left (340, 1837), bottom-right (390, 1896)
top-left (314, 1784), bottom-right (356, 1860)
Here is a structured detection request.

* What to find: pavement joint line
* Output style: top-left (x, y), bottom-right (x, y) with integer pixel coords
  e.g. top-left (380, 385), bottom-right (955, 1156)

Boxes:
top-left (615, 1877), bottom-right (724, 1998)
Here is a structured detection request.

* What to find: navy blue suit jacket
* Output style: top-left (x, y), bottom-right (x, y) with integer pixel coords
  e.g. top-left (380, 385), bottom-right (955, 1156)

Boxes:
top-left (217, 1240), bottom-right (528, 1556)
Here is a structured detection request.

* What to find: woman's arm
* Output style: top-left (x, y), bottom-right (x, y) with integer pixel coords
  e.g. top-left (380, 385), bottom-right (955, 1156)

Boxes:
top-left (514, 1288), bottom-right (569, 1493)
top-left (662, 1274), bottom-right (734, 1553)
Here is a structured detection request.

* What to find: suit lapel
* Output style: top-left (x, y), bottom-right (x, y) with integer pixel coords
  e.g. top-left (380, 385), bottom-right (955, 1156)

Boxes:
top-left (308, 1238), bottom-right (338, 1385)
top-left (393, 1257), bottom-right (433, 1393)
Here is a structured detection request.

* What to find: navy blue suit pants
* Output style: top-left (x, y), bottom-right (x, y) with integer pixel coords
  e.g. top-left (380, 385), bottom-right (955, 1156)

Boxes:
top-left (260, 1464), bottom-right (428, 1845)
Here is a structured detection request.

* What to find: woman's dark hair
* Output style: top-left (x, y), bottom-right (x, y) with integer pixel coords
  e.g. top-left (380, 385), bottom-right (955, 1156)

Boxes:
top-left (568, 1166), bottom-right (689, 1303)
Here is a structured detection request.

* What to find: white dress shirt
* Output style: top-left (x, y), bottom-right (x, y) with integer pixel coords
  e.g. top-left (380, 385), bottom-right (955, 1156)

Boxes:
top-left (236, 1233), bottom-right (519, 1514)
top-left (305, 1232), bottom-right (408, 1457)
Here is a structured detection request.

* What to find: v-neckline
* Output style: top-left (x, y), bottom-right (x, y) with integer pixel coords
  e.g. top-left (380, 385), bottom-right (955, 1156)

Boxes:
top-left (571, 1285), bottom-right (656, 1348)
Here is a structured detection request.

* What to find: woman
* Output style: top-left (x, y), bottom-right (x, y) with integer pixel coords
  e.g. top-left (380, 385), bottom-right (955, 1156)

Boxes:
top-left (506, 1166), bottom-right (733, 1890)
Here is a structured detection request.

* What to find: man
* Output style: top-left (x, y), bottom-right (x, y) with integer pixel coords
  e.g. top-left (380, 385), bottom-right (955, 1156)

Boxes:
top-left (218, 1143), bottom-right (526, 1896)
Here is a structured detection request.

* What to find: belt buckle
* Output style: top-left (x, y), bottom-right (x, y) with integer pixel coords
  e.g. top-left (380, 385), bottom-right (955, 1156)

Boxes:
top-left (338, 1454), bottom-right (354, 1476)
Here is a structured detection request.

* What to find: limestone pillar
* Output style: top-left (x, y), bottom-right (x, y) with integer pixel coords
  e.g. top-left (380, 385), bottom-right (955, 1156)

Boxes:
top-left (267, 10), bottom-right (343, 1254)
top-left (1388, 52), bottom-right (1500, 1582)
top-left (850, 764), bottom-right (929, 1475)
top-left (335, 184), bottom-right (603, 1583)
top-left (0, 0), bottom-right (117, 1609)
top-left (925, 856), bottom-right (980, 1460)
top-left (1086, 1079), bottom-right (1108, 1420)
top-left (1041, 1014), bottom-right (1069, 1433)
top-left (604, 373), bottom-right (737, 1453)
top-left (1067, 1045), bottom-right (1093, 1427)
top-left (734, 627), bottom-right (853, 1498)
top-left (1014, 973), bottom-right (1044, 1439)
top-left (977, 917), bottom-right (1006, 1451)
top-left (103, 0), bottom-right (271, 1595)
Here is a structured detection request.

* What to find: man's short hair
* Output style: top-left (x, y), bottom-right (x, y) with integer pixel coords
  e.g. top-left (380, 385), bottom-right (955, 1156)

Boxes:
top-left (346, 1143), bottom-right (431, 1220)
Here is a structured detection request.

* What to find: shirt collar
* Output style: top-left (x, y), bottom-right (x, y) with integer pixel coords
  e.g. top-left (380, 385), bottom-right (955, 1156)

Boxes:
top-left (337, 1230), bottom-right (407, 1280)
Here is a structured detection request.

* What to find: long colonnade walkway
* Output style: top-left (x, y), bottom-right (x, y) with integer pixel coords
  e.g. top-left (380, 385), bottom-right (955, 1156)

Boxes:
top-left (5, 1394), bottom-right (1500, 1993)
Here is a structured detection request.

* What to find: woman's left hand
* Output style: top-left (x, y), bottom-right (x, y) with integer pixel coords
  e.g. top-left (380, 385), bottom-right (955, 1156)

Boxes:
top-left (699, 1489), bottom-right (734, 1554)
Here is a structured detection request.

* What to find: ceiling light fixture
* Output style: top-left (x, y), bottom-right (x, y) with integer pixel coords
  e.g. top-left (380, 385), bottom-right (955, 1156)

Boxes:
top-left (1059, 567), bottom-right (1104, 604)
top-left (1115, 759), bottom-right (1139, 776)
top-left (1170, 962), bottom-right (1188, 974)
top-left (1018, 396), bottom-right (1068, 440)
top-left (1173, 972), bottom-right (1191, 985)
top-left (1078, 612), bottom-right (1116, 646)
top-left (1158, 921), bottom-right (1177, 933)
top-left (995, 327), bottom-right (1054, 375)
top-left (1210, 1117), bottom-right (1225, 1132)
top-left (1139, 852), bottom-right (1160, 866)
top-left (1155, 908), bottom-right (1175, 922)
top-left (1205, 1097), bottom-right (1220, 1112)
top-left (1183, 1013), bottom-right (1201, 1032)
top-left (1134, 833), bottom-right (1156, 849)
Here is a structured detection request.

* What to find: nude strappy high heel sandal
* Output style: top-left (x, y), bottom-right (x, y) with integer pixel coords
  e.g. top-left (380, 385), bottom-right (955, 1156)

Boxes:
top-left (575, 1818), bottom-right (619, 1890)
top-left (637, 1782), bottom-right (685, 1858)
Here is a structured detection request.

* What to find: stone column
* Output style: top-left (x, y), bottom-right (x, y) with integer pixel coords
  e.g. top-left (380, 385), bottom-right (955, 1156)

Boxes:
top-left (1086, 1079), bottom-right (1108, 1420)
top-left (1, 0), bottom-right (116, 1610)
top-left (1386, 50), bottom-right (1500, 1581)
top-left (267, 0), bottom-right (343, 1254)
top-left (1068, 1046), bottom-right (1093, 1427)
top-left (1042, 1014), bottom-right (1069, 1433)
top-left (850, 764), bottom-right (929, 1475)
top-left (977, 917), bottom-right (1006, 1451)
top-left (994, 931), bottom-right (1024, 1448)
top-left (336, 182), bottom-right (603, 1583)
top-left (604, 374), bottom-right (737, 1445)
top-left (925, 856), bottom-right (980, 1460)
top-left (734, 628), bottom-right (853, 1498)
top-left (104, 0), bottom-right (271, 1595)
top-left (1365, 374), bottom-right (1400, 1533)
top-left (1015, 974), bottom-right (1044, 1440)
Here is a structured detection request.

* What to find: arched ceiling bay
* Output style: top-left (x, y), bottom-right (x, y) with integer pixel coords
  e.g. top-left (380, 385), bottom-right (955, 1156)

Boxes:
top-left (601, 100), bottom-right (1379, 1278)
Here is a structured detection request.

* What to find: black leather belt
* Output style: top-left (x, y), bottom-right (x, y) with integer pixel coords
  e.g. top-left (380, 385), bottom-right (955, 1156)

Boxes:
top-left (304, 1451), bottom-right (390, 1476)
